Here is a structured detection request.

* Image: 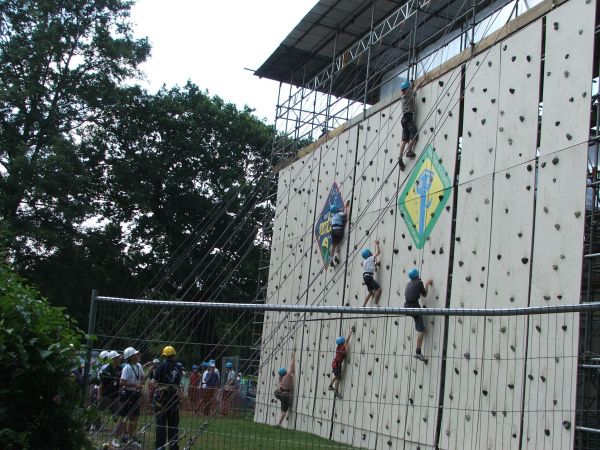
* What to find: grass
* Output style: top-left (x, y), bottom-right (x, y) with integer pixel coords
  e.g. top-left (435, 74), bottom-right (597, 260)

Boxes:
top-left (93, 409), bottom-right (362, 449)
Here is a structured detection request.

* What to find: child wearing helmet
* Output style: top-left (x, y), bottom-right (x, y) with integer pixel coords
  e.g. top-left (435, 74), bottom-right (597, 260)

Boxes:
top-left (116, 347), bottom-right (144, 448)
top-left (222, 362), bottom-right (237, 416)
top-left (327, 325), bottom-right (355, 398)
top-left (398, 76), bottom-right (427, 171)
top-left (275, 350), bottom-right (296, 427)
top-left (361, 240), bottom-right (382, 307)
top-left (329, 200), bottom-right (351, 268)
top-left (404, 268), bottom-right (433, 362)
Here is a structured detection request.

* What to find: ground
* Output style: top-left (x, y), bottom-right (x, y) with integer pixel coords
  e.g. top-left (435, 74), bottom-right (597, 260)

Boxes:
top-left (92, 410), bottom-right (363, 449)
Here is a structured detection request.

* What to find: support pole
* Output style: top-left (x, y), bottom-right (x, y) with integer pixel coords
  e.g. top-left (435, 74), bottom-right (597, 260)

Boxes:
top-left (82, 289), bottom-right (98, 403)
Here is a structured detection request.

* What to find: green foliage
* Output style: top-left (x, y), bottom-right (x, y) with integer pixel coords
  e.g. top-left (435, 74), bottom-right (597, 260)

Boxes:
top-left (0, 263), bottom-right (91, 450)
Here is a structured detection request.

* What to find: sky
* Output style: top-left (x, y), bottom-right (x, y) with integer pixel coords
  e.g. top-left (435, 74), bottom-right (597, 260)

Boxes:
top-left (129, 0), bottom-right (317, 124)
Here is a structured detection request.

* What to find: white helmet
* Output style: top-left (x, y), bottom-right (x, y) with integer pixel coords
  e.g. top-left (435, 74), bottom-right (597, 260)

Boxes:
top-left (109, 350), bottom-right (121, 360)
top-left (99, 350), bottom-right (109, 360)
top-left (209, 362), bottom-right (216, 368)
top-left (123, 347), bottom-right (139, 359)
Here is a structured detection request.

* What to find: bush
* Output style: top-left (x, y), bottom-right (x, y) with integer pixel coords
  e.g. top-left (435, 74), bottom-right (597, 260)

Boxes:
top-left (0, 263), bottom-right (92, 449)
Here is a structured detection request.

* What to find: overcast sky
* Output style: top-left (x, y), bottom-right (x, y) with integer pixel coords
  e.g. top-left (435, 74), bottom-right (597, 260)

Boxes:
top-left (130, 0), bottom-right (317, 124)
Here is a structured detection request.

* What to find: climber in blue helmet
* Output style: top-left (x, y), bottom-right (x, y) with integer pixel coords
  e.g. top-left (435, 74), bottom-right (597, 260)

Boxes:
top-left (398, 75), bottom-right (428, 171)
top-left (361, 240), bottom-right (382, 307)
top-left (328, 199), bottom-right (351, 269)
top-left (275, 350), bottom-right (296, 427)
top-left (328, 325), bottom-right (356, 399)
top-left (404, 268), bottom-right (433, 363)
top-left (222, 362), bottom-right (237, 416)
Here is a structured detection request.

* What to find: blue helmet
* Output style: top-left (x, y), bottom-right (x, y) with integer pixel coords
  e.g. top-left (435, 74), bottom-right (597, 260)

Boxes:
top-left (361, 249), bottom-right (372, 259)
top-left (208, 359), bottom-right (215, 364)
top-left (278, 367), bottom-right (287, 377)
top-left (401, 80), bottom-right (410, 90)
top-left (225, 362), bottom-right (233, 369)
top-left (408, 268), bottom-right (419, 280)
top-left (200, 362), bottom-right (208, 368)
top-left (192, 364), bottom-right (198, 370)
top-left (329, 204), bottom-right (339, 214)
top-left (336, 336), bottom-right (346, 346)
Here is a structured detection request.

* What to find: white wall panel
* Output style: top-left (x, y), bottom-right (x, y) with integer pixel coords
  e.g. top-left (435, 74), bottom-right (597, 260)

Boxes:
top-left (461, 45), bottom-right (501, 181)
top-left (539, 0), bottom-right (596, 155)
top-left (495, 20), bottom-right (542, 171)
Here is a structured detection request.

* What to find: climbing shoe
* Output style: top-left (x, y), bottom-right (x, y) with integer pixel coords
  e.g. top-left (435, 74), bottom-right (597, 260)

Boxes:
top-left (398, 158), bottom-right (406, 171)
top-left (406, 150), bottom-right (416, 158)
top-left (413, 353), bottom-right (428, 363)
top-left (328, 385), bottom-right (335, 391)
top-left (333, 255), bottom-right (340, 265)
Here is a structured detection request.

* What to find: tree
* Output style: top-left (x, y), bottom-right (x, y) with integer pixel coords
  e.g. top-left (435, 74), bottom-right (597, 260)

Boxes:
top-left (0, 262), bottom-right (90, 450)
top-left (0, 0), bottom-right (150, 288)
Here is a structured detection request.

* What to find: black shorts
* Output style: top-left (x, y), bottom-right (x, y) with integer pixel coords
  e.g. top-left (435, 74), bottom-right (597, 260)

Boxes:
top-left (100, 394), bottom-right (120, 415)
top-left (404, 302), bottom-right (426, 332)
top-left (331, 228), bottom-right (344, 246)
top-left (363, 273), bottom-right (380, 292)
top-left (279, 392), bottom-right (292, 412)
top-left (401, 113), bottom-right (418, 142)
top-left (119, 390), bottom-right (142, 418)
top-left (332, 367), bottom-right (342, 378)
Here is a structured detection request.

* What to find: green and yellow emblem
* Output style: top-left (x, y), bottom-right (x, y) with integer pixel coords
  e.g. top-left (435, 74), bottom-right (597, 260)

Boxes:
top-left (398, 144), bottom-right (451, 249)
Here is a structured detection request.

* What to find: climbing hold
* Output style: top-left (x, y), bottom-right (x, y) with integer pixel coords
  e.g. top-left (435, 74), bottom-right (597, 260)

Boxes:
top-left (481, 119), bottom-right (486, 125)
top-left (491, 98), bottom-right (496, 104)
top-left (552, 157), bottom-right (559, 165)
top-left (466, 187), bottom-right (472, 193)
top-left (464, 352), bottom-right (471, 360)
top-left (482, 389), bottom-right (488, 396)
top-left (521, 257), bottom-right (529, 264)
top-left (505, 173), bottom-right (511, 179)
top-left (472, 107), bottom-right (478, 112)
top-left (526, 55), bottom-right (531, 62)
top-left (566, 133), bottom-right (572, 141)
top-left (544, 430), bottom-right (550, 437)
top-left (554, 224), bottom-right (560, 231)
top-left (575, 211), bottom-right (581, 218)
top-left (553, 22), bottom-right (559, 30)
top-left (563, 421), bottom-right (571, 430)
top-left (465, 275), bottom-right (471, 282)
top-left (555, 121), bottom-right (560, 126)
top-left (487, 61), bottom-right (492, 67)
top-left (569, 97), bottom-right (574, 102)
top-left (519, 116), bottom-right (525, 122)
top-left (511, 56), bottom-right (516, 62)
top-left (564, 71), bottom-right (569, 78)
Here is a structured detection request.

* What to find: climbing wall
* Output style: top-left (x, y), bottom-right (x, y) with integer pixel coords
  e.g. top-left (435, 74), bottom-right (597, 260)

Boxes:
top-left (440, 42), bottom-right (500, 450)
top-left (257, 2), bottom-right (594, 449)
top-left (331, 108), bottom-right (389, 449)
top-left (523, 3), bottom-right (595, 447)
top-left (478, 19), bottom-right (542, 450)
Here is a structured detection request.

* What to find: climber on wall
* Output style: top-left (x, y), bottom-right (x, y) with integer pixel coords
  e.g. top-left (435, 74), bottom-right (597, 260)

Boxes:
top-left (361, 240), bottom-right (382, 307)
top-left (398, 76), bottom-right (427, 171)
top-left (404, 268), bottom-right (433, 362)
top-left (274, 350), bottom-right (295, 427)
top-left (328, 325), bottom-right (355, 399)
top-left (329, 199), bottom-right (351, 268)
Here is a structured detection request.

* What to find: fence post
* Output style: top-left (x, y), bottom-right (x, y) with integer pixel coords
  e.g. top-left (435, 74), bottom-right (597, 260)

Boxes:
top-left (82, 289), bottom-right (98, 403)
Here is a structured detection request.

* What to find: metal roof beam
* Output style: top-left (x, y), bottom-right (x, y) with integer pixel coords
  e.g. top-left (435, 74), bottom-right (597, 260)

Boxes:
top-left (280, 0), bottom-right (431, 110)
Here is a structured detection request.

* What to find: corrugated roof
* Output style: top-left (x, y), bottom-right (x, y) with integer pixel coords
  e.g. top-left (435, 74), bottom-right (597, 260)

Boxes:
top-left (255, 0), bottom-right (511, 103)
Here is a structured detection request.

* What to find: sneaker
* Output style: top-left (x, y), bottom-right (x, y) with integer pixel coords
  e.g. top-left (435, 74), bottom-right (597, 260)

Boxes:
top-left (329, 258), bottom-right (335, 268)
top-left (335, 390), bottom-right (343, 399)
top-left (111, 439), bottom-right (121, 448)
top-left (413, 353), bottom-right (428, 363)
top-left (333, 255), bottom-right (340, 265)
top-left (328, 385), bottom-right (335, 391)
top-left (406, 150), bottom-right (416, 158)
top-left (399, 158), bottom-right (405, 171)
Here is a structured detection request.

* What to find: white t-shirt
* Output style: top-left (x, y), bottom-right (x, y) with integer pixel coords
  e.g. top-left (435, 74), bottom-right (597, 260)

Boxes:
top-left (121, 363), bottom-right (143, 391)
top-left (363, 255), bottom-right (375, 274)
top-left (201, 370), bottom-right (209, 388)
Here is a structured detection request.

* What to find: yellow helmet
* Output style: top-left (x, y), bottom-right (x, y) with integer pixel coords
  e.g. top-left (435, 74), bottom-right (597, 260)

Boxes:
top-left (162, 345), bottom-right (177, 357)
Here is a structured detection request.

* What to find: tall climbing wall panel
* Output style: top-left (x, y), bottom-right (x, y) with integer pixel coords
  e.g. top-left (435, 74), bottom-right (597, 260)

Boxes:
top-left (523, 0), bottom-right (595, 448)
top-left (478, 19), bottom-right (542, 450)
top-left (440, 43), bottom-right (500, 450)
top-left (331, 109), bottom-right (389, 449)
